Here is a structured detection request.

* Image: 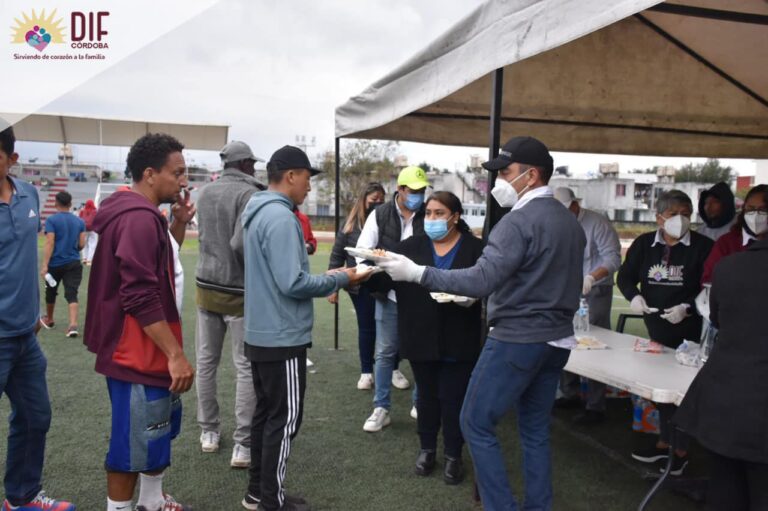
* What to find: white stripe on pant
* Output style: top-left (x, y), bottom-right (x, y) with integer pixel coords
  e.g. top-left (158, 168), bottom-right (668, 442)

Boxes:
top-left (277, 357), bottom-right (300, 508)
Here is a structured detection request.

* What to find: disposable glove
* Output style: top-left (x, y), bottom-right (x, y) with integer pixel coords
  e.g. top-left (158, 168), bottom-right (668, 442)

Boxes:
top-left (378, 252), bottom-right (426, 283)
top-left (630, 295), bottom-right (659, 314)
top-left (582, 275), bottom-right (596, 295)
top-left (660, 303), bottom-right (689, 324)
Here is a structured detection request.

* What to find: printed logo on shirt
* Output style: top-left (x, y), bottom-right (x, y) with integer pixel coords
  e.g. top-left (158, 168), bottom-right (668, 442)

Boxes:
top-left (28, 209), bottom-right (37, 218)
top-left (647, 263), bottom-right (684, 286)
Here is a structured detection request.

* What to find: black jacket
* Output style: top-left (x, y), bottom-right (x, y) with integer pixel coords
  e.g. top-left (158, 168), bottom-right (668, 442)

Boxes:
top-left (374, 193), bottom-right (425, 251)
top-left (329, 224), bottom-right (361, 270)
top-left (698, 181), bottom-right (736, 229)
top-left (617, 230), bottom-right (713, 347)
top-left (674, 238), bottom-right (768, 464)
top-left (369, 233), bottom-right (484, 362)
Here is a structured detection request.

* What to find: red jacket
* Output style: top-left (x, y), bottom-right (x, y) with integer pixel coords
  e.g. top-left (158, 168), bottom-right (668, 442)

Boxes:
top-left (84, 191), bottom-right (182, 387)
top-left (701, 227), bottom-right (749, 284)
top-left (294, 209), bottom-right (317, 255)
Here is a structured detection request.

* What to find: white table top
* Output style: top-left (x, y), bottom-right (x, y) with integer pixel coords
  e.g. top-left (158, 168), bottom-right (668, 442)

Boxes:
top-left (564, 326), bottom-right (700, 406)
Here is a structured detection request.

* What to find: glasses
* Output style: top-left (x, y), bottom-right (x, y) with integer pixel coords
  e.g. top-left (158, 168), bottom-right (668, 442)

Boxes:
top-left (744, 206), bottom-right (768, 214)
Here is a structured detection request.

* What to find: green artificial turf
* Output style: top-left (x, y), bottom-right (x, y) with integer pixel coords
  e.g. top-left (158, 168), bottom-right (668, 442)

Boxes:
top-left (0, 241), bottom-right (701, 510)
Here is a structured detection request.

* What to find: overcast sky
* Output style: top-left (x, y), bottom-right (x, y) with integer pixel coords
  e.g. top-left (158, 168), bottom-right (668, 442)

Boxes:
top-left (17, 0), bottom-right (758, 176)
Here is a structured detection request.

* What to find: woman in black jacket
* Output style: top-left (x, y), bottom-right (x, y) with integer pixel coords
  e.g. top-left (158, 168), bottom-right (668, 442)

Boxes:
top-left (371, 191), bottom-right (484, 485)
top-left (328, 183), bottom-right (385, 390)
top-left (674, 238), bottom-right (768, 510)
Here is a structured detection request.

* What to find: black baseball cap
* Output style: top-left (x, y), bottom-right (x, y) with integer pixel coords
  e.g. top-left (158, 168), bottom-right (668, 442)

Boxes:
top-left (267, 145), bottom-right (322, 176)
top-left (482, 136), bottom-right (554, 172)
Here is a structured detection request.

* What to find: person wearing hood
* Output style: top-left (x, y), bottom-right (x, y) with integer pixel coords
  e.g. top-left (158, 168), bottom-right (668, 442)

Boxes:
top-left (84, 133), bottom-right (195, 511)
top-left (697, 181), bottom-right (736, 241)
top-left (239, 145), bottom-right (369, 511)
top-left (617, 189), bottom-right (713, 476)
top-left (79, 198), bottom-right (98, 265)
top-left (701, 184), bottom-right (768, 284)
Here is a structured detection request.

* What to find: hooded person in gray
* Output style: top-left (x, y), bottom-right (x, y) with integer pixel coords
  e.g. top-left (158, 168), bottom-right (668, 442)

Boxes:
top-left (380, 137), bottom-right (585, 511)
top-left (239, 145), bottom-right (368, 511)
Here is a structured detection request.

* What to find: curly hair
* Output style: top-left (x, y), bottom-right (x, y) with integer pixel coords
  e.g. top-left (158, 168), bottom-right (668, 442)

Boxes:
top-left (0, 126), bottom-right (16, 156)
top-left (126, 133), bottom-right (184, 182)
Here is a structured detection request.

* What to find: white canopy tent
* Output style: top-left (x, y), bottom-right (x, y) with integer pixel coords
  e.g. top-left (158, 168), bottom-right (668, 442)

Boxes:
top-left (3, 112), bottom-right (229, 151)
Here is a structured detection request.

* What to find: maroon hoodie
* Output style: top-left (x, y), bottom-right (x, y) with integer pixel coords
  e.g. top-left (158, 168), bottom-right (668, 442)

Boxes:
top-left (84, 190), bottom-right (182, 388)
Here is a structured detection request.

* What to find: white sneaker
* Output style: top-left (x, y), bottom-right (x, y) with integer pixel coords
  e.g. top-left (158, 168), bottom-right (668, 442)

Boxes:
top-left (410, 406), bottom-right (418, 420)
top-left (357, 373), bottom-right (373, 390)
top-left (200, 430), bottom-right (220, 453)
top-left (392, 369), bottom-right (411, 390)
top-left (230, 443), bottom-right (251, 468)
top-left (307, 358), bottom-right (315, 368)
top-left (363, 407), bottom-right (391, 432)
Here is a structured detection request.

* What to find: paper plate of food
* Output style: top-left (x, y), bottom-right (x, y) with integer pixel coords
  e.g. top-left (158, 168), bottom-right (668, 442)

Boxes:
top-left (429, 292), bottom-right (474, 304)
top-left (355, 264), bottom-right (383, 275)
top-left (575, 336), bottom-right (608, 350)
top-left (344, 247), bottom-right (396, 262)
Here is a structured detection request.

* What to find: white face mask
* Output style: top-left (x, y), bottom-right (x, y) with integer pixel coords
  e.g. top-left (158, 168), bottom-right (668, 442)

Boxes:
top-left (663, 214), bottom-right (691, 239)
top-left (491, 169), bottom-right (530, 208)
top-left (744, 211), bottom-right (768, 235)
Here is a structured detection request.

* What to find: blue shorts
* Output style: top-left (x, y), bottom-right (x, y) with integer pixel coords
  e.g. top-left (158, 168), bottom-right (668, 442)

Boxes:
top-left (105, 377), bottom-right (182, 472)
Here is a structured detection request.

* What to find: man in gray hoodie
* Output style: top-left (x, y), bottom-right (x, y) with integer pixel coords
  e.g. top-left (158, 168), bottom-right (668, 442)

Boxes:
top-left (195, 141), bottom-right (265, 467)
top-left (239, 145), bottom-right (370, 511)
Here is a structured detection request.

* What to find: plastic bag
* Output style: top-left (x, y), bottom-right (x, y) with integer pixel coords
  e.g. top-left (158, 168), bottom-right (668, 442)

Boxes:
top-left (675, 340), bottom-right (701, 367)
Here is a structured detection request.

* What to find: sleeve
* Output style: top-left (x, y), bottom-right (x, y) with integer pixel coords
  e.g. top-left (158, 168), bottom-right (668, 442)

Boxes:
top-left (44, 214), bottom-right (56, 235)
top-left (303, 216), bottom-right (317, 253)
top-left (594, 217), bottom-right (622, 276)
top-left (355, 211), bottom-right (379, 264)
top-left (616, 236), bottom-right (644, 301)
top-left (262, 213), bottom-right (348, 299)
top-left (701, 237), bottom-right (725, 285)
top-left (683, 237), bottom-right (714, 306)
top-left (230, 190), bottom-right (256, 267)
top-left (421, 218), bottom-right (526, 297)
top-left (328, 228), bottom-right (348, 270)
top-left (115, 212), bottom-right (167, 327)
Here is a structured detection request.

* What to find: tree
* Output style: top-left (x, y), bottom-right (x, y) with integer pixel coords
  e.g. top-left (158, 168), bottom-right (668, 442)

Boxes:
top-left (675, 158), bottom-right (733, 184)
top-left (317, 140), bottom-right (400, 215)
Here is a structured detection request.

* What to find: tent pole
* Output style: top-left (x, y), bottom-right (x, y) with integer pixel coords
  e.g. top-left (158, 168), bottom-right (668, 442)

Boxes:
top-left (333, 137), bottom-right (341, 350)
top-left (483, 67), bottom-right (504, 241)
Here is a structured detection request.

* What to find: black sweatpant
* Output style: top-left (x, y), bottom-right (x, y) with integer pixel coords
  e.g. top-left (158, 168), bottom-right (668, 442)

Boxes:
top-left (248, 353), bottom-right (307, 511)
top-left (411, 360), bottom-right (474, 458)
top-left (706, 451), bottom-right (768, 511)
top-left (45, 261), bottom-right (82, 304)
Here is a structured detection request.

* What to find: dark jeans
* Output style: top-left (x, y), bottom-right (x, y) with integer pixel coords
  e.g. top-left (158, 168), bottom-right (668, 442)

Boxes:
top-left (0, 332), bottom-right (52, 506)
top-left (248, 353), bottom-right (307, 511)
top-left (706, 450), bottom-right (768, 511)
top-left (349, 287), bottom-right (376, 374)
top-left (461, 338), bottom-right (570, 511)
top-left (45, 261), bottom-right (83, 304)
top-left (411, 360), bottom-right (474, 458)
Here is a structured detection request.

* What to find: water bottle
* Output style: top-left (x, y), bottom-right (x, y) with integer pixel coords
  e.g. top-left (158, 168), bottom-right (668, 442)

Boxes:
top-left (44, 273), bottom-right (57, 287)
top-left (573, 298), bottom-right (590, 335)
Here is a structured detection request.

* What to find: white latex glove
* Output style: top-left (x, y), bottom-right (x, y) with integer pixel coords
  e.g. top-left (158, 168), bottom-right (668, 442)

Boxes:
top-left (455, 297), bottom-right (478, 308)
top-left (660, 303), bottom-right (689, 324)
top-left (630, 295), bottom-right (659, 314)
top-left (378, 252), bottom-right (426, 283)
top-left (582, 275), bottom-right (596, 296)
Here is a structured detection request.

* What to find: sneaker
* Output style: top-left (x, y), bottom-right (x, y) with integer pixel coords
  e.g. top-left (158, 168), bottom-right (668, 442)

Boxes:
top-left (660, 453), bottom-right (689, 476)
top-left (231, 443), bottom-right (251, 468)
top-left (39, 317), bottom-right (55, 330)
top-left (200, 430), bottom-right (220, 453)
top-left (631, 445), bottom-right (669, 463)
top-left (135, 494), bottom-right (191, 511)
top-left (66, 326), bottom-right (78, 338)
top-left (357, 373), bottom-right (373, 390)
top-left (363, 407), bottom-right (391, 432)
top-left (410, 406), bottom-right (418, 420)
top-left (2, 492), bottom-right (75, 511)
top-left (241, 493), bottom-right (307, 511)
top-left (391, 369), bottom-right (410, 390)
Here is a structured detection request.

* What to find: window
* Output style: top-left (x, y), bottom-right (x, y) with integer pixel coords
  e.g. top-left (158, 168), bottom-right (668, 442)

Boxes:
top-left (615, 184), bottom-right (627, 197)
top-left (316, 204), bottom-right (330, 216)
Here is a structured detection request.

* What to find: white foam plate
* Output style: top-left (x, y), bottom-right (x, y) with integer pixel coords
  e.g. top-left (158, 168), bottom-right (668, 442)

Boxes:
top-left (344, 247), bottom-right (395, 262)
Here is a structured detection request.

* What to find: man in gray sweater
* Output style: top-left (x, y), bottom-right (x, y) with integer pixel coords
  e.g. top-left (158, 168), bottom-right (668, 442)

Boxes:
top-left (195, 141), bottom-right (265, 467)
top-left (380, 137), bottom-right (585, 511)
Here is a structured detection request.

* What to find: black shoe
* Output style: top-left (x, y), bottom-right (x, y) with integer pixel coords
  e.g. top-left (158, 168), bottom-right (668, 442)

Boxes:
top-left (572, 410), bottom-right (606, 425)
top-left (243, 493), bottom-right (308, 511)
top-left (660, 453), bottom-right (689, 476)
top-left (414, 449), bottom-right (436, 476)
top-left (632, 446), bottom-right (669, 463)
top-left (553, 397), bottom-right (583, 409)
top-left (443, 456), bottom-right (464, 485)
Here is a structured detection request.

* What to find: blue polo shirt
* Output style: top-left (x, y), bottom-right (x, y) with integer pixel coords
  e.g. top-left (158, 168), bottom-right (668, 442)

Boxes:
top-left (45, 211), bottom-right (85, 267)
top-left (0, 177), bottom-right (41, 337)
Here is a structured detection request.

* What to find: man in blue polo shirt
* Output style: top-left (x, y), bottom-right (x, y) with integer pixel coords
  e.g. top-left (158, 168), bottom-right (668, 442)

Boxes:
top-left (0, 126), bottom-right (75, 510)
top-left (40, 191), bottom-right (86, 337)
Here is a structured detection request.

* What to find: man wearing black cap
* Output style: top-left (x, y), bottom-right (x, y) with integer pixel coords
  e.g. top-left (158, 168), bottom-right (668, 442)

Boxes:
top-left (239, 146), bottom-right (371, 511)
top-left (380, 137), bottom-right (585, 511)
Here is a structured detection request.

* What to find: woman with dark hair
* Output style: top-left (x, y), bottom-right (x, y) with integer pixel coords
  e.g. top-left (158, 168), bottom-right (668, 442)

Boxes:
top-left (701, 184), bottom-right (768, 284)
top-left (370, 191), bottom-right (484, 484)
top-left (328, 182), bottom-right (386, 389)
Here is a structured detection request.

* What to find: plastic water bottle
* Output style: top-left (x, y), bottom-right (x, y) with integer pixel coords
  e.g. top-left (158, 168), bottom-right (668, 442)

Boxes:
top-left (44, 273), bottom-right (57, 287)
top-left (573, 298), bottom-right (590, 335)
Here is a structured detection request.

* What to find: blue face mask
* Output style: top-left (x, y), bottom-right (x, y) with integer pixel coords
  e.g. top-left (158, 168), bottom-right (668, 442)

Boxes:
top-left (425, 219), bottom-right (450, 240)
top-left (404, 192), bottom-right (425, 211)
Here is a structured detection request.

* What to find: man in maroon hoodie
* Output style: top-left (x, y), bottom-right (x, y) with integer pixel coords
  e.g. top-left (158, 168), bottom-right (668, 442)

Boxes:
top-left (85, 133), bottom-right (195, 511)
